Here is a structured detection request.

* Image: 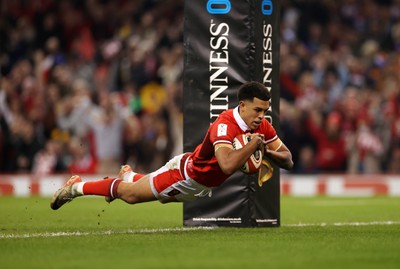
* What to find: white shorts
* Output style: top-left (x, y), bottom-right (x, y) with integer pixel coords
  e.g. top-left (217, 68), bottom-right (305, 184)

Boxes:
top-left (149, 153), bottom-right (212, 203)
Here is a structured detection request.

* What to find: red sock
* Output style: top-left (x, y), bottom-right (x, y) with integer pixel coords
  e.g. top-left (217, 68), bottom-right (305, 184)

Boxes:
top-left (83, 178), bottom-right (122, 198)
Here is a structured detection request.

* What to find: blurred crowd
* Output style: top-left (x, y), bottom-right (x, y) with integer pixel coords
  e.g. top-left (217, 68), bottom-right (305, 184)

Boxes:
top-left (0, 0), bottom-right (399, 176)
top-left (279, 0), bottom-right (400, 174)
top-left (0, 0), bottom-right (184, 175)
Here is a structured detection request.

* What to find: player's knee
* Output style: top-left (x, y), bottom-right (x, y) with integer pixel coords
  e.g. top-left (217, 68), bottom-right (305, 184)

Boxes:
top-left (118, 185), bottom-right (139, 204)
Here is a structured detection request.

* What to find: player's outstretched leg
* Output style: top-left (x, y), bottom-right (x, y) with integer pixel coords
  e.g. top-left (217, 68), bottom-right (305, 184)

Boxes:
top-left (51, 176), bottom-right (122, 210)
top-left (50, 175), bottom-right (82, 210)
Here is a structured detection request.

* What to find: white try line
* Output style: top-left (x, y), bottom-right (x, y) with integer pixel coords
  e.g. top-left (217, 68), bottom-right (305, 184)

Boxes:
top-left (1, 221), bottom-right (399, 239)
top-left (0, 227), bottom-right (215, 239)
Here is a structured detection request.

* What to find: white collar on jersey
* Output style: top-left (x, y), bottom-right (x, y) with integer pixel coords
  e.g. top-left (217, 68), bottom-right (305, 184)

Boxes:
top-left (233, 106), bottom-right (250, 132)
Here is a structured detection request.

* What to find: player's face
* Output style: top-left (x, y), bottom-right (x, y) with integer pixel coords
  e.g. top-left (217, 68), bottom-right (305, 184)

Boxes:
top-left (239, 97), bottom-right (270, 130)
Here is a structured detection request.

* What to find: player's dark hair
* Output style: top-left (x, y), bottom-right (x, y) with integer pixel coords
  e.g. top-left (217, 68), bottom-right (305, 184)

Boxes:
top-left (238, 81), bottom-right (271, 102)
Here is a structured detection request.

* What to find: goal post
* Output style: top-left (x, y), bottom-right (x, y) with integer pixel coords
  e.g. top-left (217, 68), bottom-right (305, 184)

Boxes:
top-left (183, 0), bottom-right (281, 227)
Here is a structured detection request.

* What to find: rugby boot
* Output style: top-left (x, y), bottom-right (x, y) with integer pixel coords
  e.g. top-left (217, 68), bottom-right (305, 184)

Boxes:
top-left (50, 175), bottom-right (82, 210)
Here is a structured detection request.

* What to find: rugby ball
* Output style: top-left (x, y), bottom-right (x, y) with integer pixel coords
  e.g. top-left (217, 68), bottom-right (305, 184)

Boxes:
top-left (232, 134), bottom-right (263, 174)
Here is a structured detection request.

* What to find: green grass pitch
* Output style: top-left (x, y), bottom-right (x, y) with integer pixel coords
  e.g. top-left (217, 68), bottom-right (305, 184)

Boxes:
top-left (0, 195), bottom-right (399, 269)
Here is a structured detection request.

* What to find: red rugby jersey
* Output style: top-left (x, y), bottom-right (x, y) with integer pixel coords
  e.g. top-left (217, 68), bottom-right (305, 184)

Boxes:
top-left (186, 107), bottom-right (277, 187)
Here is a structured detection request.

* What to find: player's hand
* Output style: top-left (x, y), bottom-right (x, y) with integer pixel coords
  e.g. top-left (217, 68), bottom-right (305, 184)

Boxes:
top-left (247, 133), bottom-right (265, 152)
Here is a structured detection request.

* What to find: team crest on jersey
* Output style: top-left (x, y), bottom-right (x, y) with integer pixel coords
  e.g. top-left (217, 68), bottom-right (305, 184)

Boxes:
top-left (217, 124), bottom-right (228, 136)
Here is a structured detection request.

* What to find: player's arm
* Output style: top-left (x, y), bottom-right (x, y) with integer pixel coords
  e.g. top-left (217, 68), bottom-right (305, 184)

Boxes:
top-left (263, 138), bottom-right (293, 171)
top-left (214, 134), bottom-right (264, 175)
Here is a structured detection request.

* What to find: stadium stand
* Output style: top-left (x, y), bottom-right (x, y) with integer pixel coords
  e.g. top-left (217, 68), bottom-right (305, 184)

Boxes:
top-left (0, 0), bottom-right (399, 177)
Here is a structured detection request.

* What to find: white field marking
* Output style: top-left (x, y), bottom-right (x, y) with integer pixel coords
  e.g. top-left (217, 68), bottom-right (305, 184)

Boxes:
top-left (2, 221), bottom-right (400, 239)
top-left (0, 227), bottom-right (215, 239)
top-left (283, 220), bottom-right (400, 227)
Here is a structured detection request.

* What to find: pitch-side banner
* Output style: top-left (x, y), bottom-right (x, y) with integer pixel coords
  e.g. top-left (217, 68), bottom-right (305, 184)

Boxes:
top-left (183, 0), bottom-right (281, 227)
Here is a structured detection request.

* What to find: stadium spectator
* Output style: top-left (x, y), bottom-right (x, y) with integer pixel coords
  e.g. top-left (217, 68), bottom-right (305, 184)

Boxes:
top-left (84, 90), bottom-right (125, 174)
top-left (306, 110), bottom-right (347, 172)
top-left (293, 145), bottom-right (318, 174)
top-left (55, 78), bottom-right (92, 138)
top-left (32, 138), bottom-right (66, 175)
top-left (8, 116), bottom-right (43, 172)
top-left (67, 136), bottom-right (97, 175)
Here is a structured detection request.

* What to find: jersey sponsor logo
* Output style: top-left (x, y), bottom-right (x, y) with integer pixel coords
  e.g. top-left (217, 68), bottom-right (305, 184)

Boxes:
top-left (217, 123), bottom-right (228, 136)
